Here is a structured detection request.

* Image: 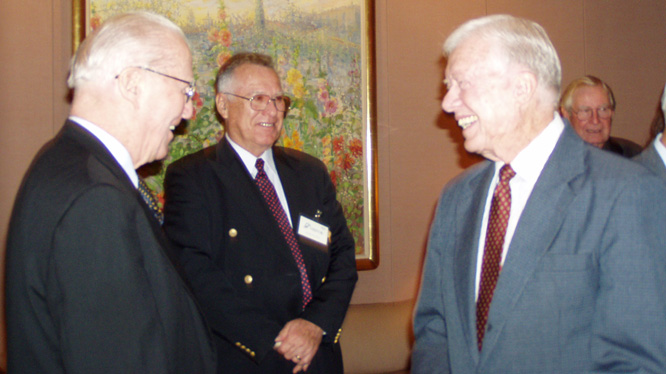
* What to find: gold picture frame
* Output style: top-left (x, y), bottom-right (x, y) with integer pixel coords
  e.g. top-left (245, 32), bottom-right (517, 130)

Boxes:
top-left (73, 0), bottom-right (378, 270)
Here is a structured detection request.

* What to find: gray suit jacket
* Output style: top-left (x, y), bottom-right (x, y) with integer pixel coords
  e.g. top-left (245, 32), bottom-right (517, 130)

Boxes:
top-left (412, 124), bottom-right (666, 373)
top-left (634, 139), bottom-right (666, 183)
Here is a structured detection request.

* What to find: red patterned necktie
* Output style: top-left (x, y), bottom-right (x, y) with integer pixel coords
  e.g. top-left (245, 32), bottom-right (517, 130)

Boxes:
top-left (254, 158), bottom-right (313, 309)
top-left (476, 164), bottom-right (516, 351)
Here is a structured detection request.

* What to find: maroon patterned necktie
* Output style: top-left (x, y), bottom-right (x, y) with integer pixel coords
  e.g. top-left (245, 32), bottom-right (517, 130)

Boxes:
top-left (476, 164), bottom-right (516, 351)
top-left (254, 158), bottom-right (313, 309)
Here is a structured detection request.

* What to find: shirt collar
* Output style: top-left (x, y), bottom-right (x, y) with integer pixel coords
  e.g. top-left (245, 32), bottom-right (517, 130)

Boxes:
top-left (226, 134), bottom-right (276, 177)
top-left (653, 133), bottom-right (666, 168)
top-left (497, 112), bottom-right (565, 184)
top-left (69, 116), bottom-right (139, 188)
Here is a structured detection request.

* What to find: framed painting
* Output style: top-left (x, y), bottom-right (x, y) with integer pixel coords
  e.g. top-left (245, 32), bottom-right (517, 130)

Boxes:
top-left (73, 0), bottom-right (379, 270)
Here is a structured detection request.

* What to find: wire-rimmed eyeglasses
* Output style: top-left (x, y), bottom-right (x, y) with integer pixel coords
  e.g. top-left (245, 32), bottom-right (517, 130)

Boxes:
top-left (222, 92), bottom-right (291, 112)
top-left (571, 106), bottom-right (613, 121)
top-left (117, 66), bottom-right (196, 102)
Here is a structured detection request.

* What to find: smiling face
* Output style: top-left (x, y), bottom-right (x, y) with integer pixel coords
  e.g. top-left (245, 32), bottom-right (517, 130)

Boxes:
top-left (216, 64), bottom-right (284, 157)
top-left (441, 36), bottom-right (524, 161)
top-left (135, 36), bottom-right (194, 164)
top-left (563, 85), bottom-right (613, 148)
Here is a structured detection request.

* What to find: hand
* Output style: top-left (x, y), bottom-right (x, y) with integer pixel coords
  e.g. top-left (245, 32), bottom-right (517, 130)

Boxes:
top-left (274, 318), bottom-right (323, 373)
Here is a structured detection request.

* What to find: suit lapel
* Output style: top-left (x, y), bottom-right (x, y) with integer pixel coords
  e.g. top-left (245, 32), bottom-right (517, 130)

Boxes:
top-left (454, 162), bottom-right (496, 361)
top-left (272, 147), bottom-right (303, 226)
top-left (479, 126), bottom-right (586, 357)
top-left (211, 140), bottom-right (296, 264)
top-left (67, 121), bottom-right (193, 286)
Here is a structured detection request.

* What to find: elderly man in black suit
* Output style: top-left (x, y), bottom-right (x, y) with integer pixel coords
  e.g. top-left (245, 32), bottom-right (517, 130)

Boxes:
top-left (163, 52), bottom-right (358, 374)
top-left (5, 12), bottom-right (216, 373)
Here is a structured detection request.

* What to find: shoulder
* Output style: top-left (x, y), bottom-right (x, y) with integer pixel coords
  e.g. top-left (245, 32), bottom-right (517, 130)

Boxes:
top-left (606, 136), bottom-right (643, 158)
top-left (167, 144), bottom-right (218, 174)
top-left (274, 146), bottom-right (328, 173)
top-left (440, 160), bottom-right (493, 198)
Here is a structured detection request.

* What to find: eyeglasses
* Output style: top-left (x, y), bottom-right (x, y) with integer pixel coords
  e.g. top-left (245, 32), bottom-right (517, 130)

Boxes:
top-left (118, 66), bottom-right (196, 102)
top-left (222, 92), bottom-right (291, 112)
top-left (571, 106), bottom-right (613, 121)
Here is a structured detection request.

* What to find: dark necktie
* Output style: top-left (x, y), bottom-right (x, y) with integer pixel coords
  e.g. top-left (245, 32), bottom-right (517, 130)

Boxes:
top-left (138, 179), bottom-right (164, 225)
top-left (476, 164), bottom-right (515, 351)
top-left (254, 158), bottom-right (313, 309)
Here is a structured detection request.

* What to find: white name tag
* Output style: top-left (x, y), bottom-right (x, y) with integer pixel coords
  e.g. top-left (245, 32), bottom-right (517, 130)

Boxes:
top-left (298, 216), bottom-right (329, 246)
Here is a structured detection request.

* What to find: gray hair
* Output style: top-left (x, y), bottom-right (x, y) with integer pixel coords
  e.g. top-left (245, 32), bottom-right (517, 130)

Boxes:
top-left (215, 52), bottom-right (276, 93)
top-left (67, 11), bottom-right (187, 89)
top-left (444, 14), bottom-right (562, 103)
top-left (560, 75), bottom-right (616, 113)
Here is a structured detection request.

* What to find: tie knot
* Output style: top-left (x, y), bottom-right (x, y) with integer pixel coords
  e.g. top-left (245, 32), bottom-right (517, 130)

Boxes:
top-left (255, 158), bottom-right (265, 171)
top-left (499, 164), bottom-right (516, 183)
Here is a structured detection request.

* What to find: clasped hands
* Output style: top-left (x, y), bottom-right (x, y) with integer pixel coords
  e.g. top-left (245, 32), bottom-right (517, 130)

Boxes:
top-left (274, 318), bottom-right (323, 373)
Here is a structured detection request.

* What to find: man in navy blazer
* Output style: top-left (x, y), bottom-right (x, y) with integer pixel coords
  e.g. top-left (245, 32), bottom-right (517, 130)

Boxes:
top-left (163, 52), bottom-right (358, 373)
top-left (634, 84), bottom-right (666, 182)
top-left (412, 15), bottom-right (666, 373)
top-left (5, 12), bottom-right (216, 373)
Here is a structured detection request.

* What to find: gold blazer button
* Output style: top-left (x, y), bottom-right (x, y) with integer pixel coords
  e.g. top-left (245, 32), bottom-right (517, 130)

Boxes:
top-left (244, 275), bottom-right (253, 285)
top-left (229, 228), bottom-right (238, 237)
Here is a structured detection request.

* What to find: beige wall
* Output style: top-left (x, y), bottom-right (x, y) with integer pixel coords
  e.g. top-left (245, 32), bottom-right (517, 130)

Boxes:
top-left (0, 0), bottom-right (664, 367)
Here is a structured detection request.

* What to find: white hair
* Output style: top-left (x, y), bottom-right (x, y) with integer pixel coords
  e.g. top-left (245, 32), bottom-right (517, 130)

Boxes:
top-left (444, 14), bottom-right (562, 104)
top-left (67, 11), bottom-right (187, 89)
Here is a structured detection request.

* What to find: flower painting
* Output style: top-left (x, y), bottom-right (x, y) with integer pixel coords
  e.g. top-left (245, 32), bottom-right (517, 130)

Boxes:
top-left (76, 0), bottom-right (378, 268)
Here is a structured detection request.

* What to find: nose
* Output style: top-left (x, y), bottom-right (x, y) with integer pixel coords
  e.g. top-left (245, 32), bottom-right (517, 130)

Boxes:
top-left (262, 99), bottom-right (279, 117)
top-left (442, 86), bottom-right (459, 113)
top-left (589, 109), bottom-right (601, 123)
top-left (182, 99), bottom-right (194, 120)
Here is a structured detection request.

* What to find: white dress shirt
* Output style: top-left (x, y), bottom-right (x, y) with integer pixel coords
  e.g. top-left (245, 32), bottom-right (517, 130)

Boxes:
top-left (475, 113), bottom-right (565, 298)
top-left (69, 116), bottom-right (139, 188)
top-left (653, 133), bottom-right (666, 168)
top-left (226, 135), bottom-right (293, 227)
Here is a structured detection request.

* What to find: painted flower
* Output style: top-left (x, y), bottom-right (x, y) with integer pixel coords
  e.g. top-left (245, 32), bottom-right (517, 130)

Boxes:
top-left (324, 98), bottom-right (338, 116)
top-left (91, 15), bottom-right (102, 31)
top-left (294, 84), bottom-right (307, 99)
top-left (217, 51), bottom-right (232, 67)
top-left (190, 92), bottom-right (204, 120)
top-left (329, 170), bottom-right (338, 186)
top-left (286, 68), bottom-right (303, 87)
top-left (348, 138), bottom-right (363, 158)
top-left (332, 136), bottom-right (344, 154)
top-left (318, 88), bottom-right (330, 102)
top-left (342, 153), bottom-right (355, 171)
top-left (283, 130), bottom-right (304, 151)
top-left (209, 29), bottom-right (232, 47)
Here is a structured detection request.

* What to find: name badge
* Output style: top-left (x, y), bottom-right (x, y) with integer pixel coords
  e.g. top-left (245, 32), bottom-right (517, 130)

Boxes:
top-left (298, 216), bottom-right (329, 246)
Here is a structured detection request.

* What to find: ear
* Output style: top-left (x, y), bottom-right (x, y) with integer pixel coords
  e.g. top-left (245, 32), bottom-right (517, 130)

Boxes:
top-left (559, 105), bottom-right (572, 120)
top-left (215, 93), bottom-right (229, 119)
top-left (514, 70), bottom-right (537, 104)
top-left (116, 68), bottom-right (142, 105)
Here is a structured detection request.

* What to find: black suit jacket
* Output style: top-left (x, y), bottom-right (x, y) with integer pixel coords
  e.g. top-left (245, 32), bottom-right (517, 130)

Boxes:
top-left (163, 138), bottom-right (358, 373)
top-left (5, 121), bottom-right (216, 373)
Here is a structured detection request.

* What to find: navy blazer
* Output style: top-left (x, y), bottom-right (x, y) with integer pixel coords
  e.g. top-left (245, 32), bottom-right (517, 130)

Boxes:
top-left (164, 138), bottom-right (358, 373)
top-left (413, 124), bottom-right (666, 373)
top-left (5, 121), bottom-right (216, 373)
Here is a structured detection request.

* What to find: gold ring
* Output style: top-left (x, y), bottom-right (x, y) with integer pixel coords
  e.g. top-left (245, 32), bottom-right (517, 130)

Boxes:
top-left (296, 355), bottom-right (301, 361)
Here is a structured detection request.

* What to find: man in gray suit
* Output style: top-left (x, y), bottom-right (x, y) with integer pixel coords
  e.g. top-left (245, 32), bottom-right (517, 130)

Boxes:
top-left (412, 15), bottom-right (666, 373)
top-left (634, 84), bottom-right (666, 181)
top-left (5, 12), bottom-right (216, 373)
